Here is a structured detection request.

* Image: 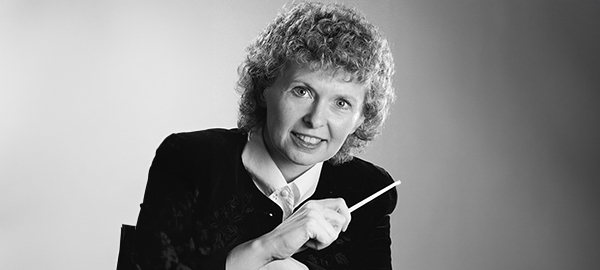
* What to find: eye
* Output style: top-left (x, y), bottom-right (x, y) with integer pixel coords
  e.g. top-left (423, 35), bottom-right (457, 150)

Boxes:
top-left (292, 87), bottom-right (311, 98)
top-left (335, 99), bottom-right (351, 109)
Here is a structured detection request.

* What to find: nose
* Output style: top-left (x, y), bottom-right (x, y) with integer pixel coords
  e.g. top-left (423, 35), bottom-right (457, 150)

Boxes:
top-left (303, 102), bottom-right (328, 129)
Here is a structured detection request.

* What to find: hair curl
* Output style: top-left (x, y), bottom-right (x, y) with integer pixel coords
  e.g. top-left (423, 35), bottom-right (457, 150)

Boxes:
top-left (237, 1), bottom-right (395, 165)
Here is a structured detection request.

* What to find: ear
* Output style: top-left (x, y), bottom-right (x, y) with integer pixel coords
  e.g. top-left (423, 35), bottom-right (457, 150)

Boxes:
top-left (352, 115), bottom-right (366, 133)
top-left (257, 88), bottom-right (267, 107)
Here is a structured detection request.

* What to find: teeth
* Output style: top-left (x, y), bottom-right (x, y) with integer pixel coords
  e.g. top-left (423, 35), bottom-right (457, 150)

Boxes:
top-left (296, 134), bottom-right (321, 144)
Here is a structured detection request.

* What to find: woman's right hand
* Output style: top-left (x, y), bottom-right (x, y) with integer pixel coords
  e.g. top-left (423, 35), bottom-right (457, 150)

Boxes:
top-left (226, 198), bottom-right (351, 270)
top-left (262, 198), bottom-right (351, 259)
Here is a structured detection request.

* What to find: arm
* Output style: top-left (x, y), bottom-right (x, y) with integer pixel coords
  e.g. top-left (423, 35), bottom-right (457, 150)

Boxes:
top-left (226, 199), bottom-right (351, 270)
top-left (290, 162), bottom-right (398, 270)
top-left (353, 173), bottom-right (398, 270)
top-left (133, 134), bottom-right (220, 269)
top-left (355, 214), bottom-right (394, 270)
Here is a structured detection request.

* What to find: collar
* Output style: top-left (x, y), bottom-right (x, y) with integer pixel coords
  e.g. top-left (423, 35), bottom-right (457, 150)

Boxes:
top-left (242, 129), bottom-right (322, 208)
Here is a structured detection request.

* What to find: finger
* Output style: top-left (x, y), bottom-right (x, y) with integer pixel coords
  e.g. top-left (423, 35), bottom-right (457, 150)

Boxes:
top-left (303, 209), bottom-right (340, 250)
top-left (304, 200), bottom-right (346, 232)
top-left (294, 244), bottom-right (308, 254)
top-left (321, 207), bottom-right (347, 231)
top-left (314, 198), bottom-right (351, 232)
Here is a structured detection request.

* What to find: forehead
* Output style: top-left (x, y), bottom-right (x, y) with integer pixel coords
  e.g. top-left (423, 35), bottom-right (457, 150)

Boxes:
top-left (280, 62), bottom-right (365, 87)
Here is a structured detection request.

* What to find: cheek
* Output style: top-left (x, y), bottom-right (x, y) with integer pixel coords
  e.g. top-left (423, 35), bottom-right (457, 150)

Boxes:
top-left (342, 113), bottom-right (364, 137)
top-left (265, 98), bottom-right (284, 123)
top-left (275, 105), bottom-right (301, 126)
top-left (330, 119), bottom-right (356, 141)
top-left (266, 106), bottom-right (294, 138)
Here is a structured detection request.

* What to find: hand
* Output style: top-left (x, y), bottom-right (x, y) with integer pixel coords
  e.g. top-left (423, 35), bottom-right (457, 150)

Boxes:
top-left (226, 198), bottom-right (350, 270)
top-left (262, 198), bottom-right (351, 260)
top-left (259, 257), bottom-right (308, 270)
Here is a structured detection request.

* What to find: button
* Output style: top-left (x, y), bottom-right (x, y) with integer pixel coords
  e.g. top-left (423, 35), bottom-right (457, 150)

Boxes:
top-left (281, 189), bottom-right (289, 197)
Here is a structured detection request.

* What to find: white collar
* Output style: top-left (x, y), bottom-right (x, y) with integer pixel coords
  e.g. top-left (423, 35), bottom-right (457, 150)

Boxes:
top-left (241, 130), bottom-right (322, 207)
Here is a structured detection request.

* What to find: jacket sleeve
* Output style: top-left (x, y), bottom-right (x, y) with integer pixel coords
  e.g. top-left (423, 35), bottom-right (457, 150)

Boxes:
top-left (297, 162), bottom-right (398, 270)
top-left (355, 168), bottom-right (398, 270)
top-left (356, 214), bottom-right (395, 270)
top-left (132, 133), bottom-right (228, 270)
top-left (302, 189), bottom-right (397, 270)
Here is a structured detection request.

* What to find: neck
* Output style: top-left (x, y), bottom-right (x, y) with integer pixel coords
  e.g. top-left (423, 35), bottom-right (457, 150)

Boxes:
top-left (278, 162), bottom-right (313, 183)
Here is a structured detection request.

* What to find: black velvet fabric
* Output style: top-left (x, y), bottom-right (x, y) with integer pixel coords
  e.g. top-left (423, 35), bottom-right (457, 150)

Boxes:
top-left (132, 128), bottom-right (397, 270)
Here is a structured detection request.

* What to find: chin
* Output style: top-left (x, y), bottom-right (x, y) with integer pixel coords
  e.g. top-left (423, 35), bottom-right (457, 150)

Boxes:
top-left (290, 152), bottom-right (332, 166)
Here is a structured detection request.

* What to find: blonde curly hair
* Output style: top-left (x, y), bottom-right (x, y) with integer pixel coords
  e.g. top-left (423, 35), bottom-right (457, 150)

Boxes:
top-left (237, 1), bottom-right (395, 164)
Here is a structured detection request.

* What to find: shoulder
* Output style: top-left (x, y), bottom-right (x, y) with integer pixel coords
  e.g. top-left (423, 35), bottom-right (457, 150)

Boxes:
top-left (155, 128), bottom-right (247, 159)
top-left (326, 156), bottom-right (395, 188)
top-left (159, 128), bottom-right (246, 150)
top-left (143, 128), bottom-right (247, 202)
top-left (149, 128), bottom-right (247, 183)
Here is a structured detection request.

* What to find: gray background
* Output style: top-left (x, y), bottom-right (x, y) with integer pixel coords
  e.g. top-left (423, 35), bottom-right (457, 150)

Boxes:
top-left (1, 0), bottom-right (599, 269)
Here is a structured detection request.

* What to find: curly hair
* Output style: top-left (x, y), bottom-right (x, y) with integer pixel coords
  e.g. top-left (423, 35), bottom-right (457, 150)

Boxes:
top-left (236, 1), bottom-right (395, 165)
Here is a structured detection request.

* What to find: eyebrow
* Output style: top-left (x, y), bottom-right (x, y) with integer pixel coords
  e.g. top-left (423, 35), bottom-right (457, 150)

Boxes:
top-left (290, 80), bottom-right (361, 104)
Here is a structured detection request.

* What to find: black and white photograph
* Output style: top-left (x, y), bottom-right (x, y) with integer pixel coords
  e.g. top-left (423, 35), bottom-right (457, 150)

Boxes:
top-left (1, 0), bottom-right (599, 269)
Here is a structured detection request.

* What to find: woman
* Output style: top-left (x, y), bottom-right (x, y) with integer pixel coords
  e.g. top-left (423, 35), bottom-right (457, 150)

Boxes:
top-left (132, 2), bottom-right (397, 269)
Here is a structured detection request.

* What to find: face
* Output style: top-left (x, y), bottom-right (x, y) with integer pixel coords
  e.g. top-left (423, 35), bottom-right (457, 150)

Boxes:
top-left (261, 63), bottom-right (366, 178)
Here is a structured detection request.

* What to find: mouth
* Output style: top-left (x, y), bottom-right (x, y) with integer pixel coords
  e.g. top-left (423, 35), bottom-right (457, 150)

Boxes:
top-left (292, 132), bottom-right (325, 148)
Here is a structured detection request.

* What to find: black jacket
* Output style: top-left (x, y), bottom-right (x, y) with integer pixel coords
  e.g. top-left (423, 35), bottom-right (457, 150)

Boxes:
top-left (133, 128), bottom-right (397, 270)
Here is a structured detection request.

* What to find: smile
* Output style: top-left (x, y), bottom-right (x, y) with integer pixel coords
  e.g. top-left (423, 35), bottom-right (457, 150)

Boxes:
top-left (292, 132), bottom-right (324, 148)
